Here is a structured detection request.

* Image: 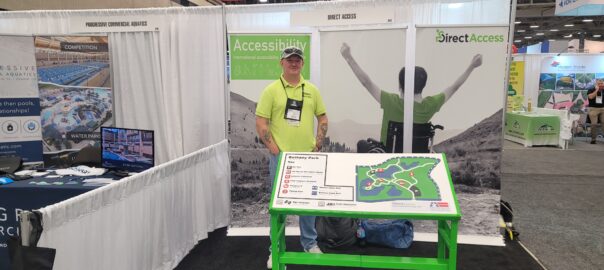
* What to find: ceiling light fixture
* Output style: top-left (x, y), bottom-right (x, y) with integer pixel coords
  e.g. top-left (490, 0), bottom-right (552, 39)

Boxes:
top-left (594, 34), bottom-right (602, 38)
top-left (515, 21), bottom-right (521, 24)
top-left (536, 33), bottom-right (544, 36)
top-left (530, 25), bottom-right (539, 28)
top-left (550, 29), bottom-right (559, 32)
top-left (564, 34), bottom-right (573, 38)
top-left (549, 39), bottom-right (556, 42)
top-left (514, 40), bottom-right (522, 43)
top-left (582, 19), bottom-right (593, 22)
top-left (564, 24), bottom-right (574, 27)
top-left (524, 36), bottom-right (533, 39)
top-left (517, 29), bottom-right (526, 33)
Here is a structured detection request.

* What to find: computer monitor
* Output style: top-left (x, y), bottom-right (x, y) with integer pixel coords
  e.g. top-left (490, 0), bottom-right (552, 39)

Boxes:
top-left (100, 127), bottom-right (154, 174)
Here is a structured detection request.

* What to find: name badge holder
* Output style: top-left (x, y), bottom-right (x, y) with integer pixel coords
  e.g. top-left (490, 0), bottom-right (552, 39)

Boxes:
top-left (281, 78), bottom-right (304, 126)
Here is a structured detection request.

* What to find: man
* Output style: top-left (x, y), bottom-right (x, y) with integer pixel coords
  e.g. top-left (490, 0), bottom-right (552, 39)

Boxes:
top-left (255, 46), bottom-right (328, 269)
top-left (340, 42), bottom-right (482, 152)
top-left (587, 79), bottom-right (604, 144)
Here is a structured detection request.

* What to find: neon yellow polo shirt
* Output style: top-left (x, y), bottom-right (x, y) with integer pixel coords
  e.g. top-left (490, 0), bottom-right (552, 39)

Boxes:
top-left (256, 75), bottom-right (327, 152)
top-left (380, 91), bottom-right (445, 143)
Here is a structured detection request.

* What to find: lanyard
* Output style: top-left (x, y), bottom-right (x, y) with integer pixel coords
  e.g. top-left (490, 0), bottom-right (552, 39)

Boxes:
top-left (280, 78), bottom-right (304, 103)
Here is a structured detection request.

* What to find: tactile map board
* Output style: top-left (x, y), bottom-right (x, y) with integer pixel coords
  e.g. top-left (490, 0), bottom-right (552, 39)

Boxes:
top-left (270, 152), bottom-right (458, 216)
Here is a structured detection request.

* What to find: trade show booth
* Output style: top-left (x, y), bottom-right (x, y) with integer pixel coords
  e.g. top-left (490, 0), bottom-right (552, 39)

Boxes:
top-left (0, 0), bottom-right (514, 269)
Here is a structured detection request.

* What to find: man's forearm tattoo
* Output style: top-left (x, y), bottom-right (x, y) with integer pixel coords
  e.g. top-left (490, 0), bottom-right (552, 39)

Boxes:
top-left (261, 129), bottom-right (273, 145)
top-left (316, 122), bottom-right (328, 144)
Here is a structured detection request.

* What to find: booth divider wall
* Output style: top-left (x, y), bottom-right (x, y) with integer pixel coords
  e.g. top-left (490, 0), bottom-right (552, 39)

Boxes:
top-left (35, 139), bottom-right (230, 270)
top-left (0, 7), bottom-right (229, 164)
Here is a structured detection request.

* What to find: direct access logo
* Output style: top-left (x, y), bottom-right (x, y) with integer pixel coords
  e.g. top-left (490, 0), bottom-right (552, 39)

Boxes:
top-left (435, 29), bottom-right (504, 43)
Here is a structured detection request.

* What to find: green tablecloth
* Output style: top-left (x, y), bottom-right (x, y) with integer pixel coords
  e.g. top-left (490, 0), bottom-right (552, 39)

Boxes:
top-left (504, 112), bottom-right (560, 147)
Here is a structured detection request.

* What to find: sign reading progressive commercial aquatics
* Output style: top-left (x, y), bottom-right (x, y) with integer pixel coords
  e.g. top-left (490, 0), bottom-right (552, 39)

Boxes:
top-left (229, 34), bottom-right (310, 80)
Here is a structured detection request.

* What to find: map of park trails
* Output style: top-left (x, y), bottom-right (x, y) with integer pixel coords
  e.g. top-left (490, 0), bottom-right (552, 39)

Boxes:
top-left (356, 157), bottom-right (442, 202)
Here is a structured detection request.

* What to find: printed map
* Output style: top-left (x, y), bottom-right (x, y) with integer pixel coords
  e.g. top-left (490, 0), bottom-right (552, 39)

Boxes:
top-left (356, 157), bottom-right (442, 202)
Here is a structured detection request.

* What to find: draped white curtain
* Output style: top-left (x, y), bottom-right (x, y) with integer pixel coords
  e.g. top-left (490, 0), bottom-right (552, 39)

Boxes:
top-left (36, 140), bottom-right (231, 270)
top-left (0, 7), bottom-right (228, 164)
top-left (512, 53), bottom-right (549, 106)
top-left (225, 0), bottom-right (509, 30)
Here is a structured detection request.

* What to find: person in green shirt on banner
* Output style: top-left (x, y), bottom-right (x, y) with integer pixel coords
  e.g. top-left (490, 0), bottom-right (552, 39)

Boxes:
top-left (255, 46), bottom-right (328, 269)
top-left (340, 42), bottom-right (482, 152)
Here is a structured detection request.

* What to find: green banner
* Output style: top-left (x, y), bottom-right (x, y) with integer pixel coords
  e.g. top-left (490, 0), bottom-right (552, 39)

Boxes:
top-left (229, 34), bottom-right (311, 80)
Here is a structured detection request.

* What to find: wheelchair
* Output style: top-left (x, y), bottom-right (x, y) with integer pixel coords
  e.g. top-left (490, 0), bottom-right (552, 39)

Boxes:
top-left (357, 121), bottom-right (444, 154)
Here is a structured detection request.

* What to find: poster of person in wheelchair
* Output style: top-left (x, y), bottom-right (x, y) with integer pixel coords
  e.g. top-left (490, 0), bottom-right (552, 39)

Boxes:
top-left (320, 26), bottom-right (509, 239)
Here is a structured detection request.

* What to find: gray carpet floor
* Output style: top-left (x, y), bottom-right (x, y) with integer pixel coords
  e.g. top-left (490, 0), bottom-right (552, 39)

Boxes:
top-left (501, 139), bottom-right (604, 270)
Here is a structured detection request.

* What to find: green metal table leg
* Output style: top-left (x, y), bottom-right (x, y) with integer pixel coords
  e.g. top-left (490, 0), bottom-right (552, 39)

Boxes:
top-left (437, 220), bottom-right (446, 260)
top-left (271, 214), bottom-right (287, 270)
top-left (447, 220), bottom-right (459, 270)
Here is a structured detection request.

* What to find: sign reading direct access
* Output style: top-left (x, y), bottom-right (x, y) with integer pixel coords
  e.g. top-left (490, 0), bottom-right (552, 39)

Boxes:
top-left (229, 34), bottom-right (311, 80)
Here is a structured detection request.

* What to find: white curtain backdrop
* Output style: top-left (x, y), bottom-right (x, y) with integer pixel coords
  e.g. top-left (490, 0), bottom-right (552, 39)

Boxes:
top-left (36, 139), bottom-right (230, 270)
top-left (512, 53), bottom-right (551, 107)
top-left (226, 0), bottom-right (509, 30)
top-left (225, 0), bottom-right (510, 97)
top-left (0, 7), bottom-right (228, 164)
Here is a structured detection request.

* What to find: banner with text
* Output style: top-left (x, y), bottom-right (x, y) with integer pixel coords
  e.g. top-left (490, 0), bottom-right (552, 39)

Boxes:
top-left (0, 35), bottom-right (43, 164)
top-left (228, 33), bottom-right (312, 228)
top-left (291, 7), bottom-right (394, 27)
top-left (508, 61), bottom-right (525, 111)
top-left (34, 35), bottom-right (114, 167)
top-left (228, 34), bottom-right (311, 81)
top-left (538, 54), bottom-right (604, 113)
top-left (71, 16), bottom-right (159, 33)
top-left (416, 25), bottom-right (508, 238)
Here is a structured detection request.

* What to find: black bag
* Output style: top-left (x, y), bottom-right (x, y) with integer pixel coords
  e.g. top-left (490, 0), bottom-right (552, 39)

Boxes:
top-left (8, 211), bottom-right (56, 270)
top-left (7, 236), bottom-right (56, 270)
top-left (315, 217), bottom-right (359, 249)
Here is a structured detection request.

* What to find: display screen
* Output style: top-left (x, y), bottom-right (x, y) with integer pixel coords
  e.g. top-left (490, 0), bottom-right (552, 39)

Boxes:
top-left (100, 127), bottom-right (154, 173)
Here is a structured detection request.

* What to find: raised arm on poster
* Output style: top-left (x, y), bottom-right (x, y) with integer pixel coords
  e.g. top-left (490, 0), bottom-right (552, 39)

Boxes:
top-left (441, 54), bottom-right (483, 102)
top-left (340, 42), bottom-right (483, 149)
top-left (340, 42), bottom-right (483, 105)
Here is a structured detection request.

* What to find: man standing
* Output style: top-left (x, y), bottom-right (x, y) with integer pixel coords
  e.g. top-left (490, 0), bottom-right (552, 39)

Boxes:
top-left (255, 46), bottom-right (328, 269)
top-left (587, 79), bottom-right (604, 144)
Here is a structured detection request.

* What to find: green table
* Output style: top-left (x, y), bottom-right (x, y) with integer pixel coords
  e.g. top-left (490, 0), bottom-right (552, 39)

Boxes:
top-left (504, 112), bottom-right (560, 147)
top-left (269, 152), bottom-right (461, 270)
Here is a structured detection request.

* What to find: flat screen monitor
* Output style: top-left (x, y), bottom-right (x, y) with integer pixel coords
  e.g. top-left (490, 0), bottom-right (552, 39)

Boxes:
top-left (101, 127), bottom-right (154, 173)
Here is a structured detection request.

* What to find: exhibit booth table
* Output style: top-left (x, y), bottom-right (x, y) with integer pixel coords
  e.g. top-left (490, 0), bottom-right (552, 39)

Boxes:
top-left (0, 174), bottom-right (104, 270)
top-left (269, 152), bottom-right (461, 270)
top-left (504, 111), bottom-right (560, 147)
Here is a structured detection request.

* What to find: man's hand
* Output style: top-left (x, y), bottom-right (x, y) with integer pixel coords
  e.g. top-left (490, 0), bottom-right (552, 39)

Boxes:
top-left (470, 54), bottom-right (483, 69)
top-left (340, 42), bottom-right (351, 58)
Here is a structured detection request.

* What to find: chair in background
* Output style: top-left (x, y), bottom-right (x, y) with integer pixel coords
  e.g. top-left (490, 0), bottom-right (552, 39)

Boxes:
top-left (568, 113), bottom-right (581, 145)
top-left (71, 145), bottom-right (101, 167)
